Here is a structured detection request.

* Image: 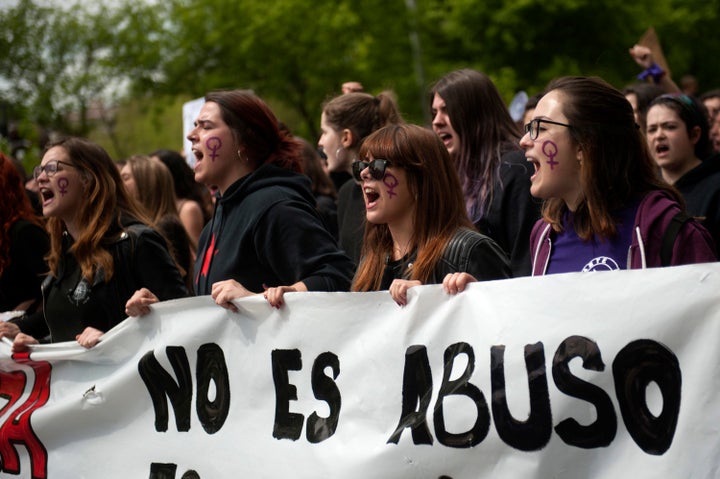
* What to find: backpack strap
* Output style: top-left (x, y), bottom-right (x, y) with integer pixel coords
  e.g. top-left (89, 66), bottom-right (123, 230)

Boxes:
top-left (660, 212), bottom-right (691, 267)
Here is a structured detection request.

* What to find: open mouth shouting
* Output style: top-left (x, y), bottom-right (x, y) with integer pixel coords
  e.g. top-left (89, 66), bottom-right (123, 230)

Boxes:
top-left (435, 130), bottom-right (453, 150)
top-left (654, 143), bottom-right (670, 158)
top-left (527, 157), bottom-right (541, 181)
top-left (39, 186), bottom-right (55, 207)
top-left (192, 147), bottom-right (204, 167)
top-left (364, 186), bottom-right (380, 209)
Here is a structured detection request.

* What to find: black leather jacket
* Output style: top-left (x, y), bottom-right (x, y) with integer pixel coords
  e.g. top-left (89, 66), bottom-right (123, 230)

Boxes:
top-left (430, 228), bottom-right (511, 283)
top-left (380, 228), bottom-right (511, 289)
top-left (13, 223), bottom-right (187, 343)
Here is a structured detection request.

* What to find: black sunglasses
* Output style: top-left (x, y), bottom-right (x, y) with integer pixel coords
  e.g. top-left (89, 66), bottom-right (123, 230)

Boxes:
top-left (351, 159), bottom-right (391, 181)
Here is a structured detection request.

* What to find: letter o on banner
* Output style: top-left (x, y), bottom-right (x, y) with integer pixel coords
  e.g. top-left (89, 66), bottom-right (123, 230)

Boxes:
top-left (612, 339), bottom-right (681, 455)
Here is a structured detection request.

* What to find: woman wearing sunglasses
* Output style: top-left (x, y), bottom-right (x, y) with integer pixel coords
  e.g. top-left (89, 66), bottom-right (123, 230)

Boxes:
top-left (1, 137), bottom-right (187, 351)
top-left (319, 91), bottom-right (404, 268)
top-left (521, 76), bottom-right (715, 276)
top-left (351, 124), bottom-right (511, 306)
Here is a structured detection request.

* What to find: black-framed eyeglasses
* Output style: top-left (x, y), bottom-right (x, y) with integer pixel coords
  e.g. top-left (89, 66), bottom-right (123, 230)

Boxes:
top-left (352, 159), bottom-right (391, 181)
top-left (524, 118), bottom-right (573, 140)
top-left (32, 160), bottom-right (78, 182)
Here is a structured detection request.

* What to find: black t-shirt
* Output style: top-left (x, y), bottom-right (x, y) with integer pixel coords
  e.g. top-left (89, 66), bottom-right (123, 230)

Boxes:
top-left (379, 253), bottom-right (416, 290)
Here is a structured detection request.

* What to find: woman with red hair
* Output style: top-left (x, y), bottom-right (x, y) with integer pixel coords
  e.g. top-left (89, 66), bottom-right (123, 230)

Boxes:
top-left (0, 152), bottom-right (49, 313)
top-left (126, 90), bottom-right (353, 314)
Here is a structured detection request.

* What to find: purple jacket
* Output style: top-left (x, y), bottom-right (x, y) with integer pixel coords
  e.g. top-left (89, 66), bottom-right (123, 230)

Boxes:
top-left (530, 190), bottom-right (717, 275)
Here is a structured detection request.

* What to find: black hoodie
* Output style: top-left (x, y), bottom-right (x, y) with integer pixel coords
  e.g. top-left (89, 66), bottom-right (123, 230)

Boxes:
top-left (194, 164), bottom-right (354, 295)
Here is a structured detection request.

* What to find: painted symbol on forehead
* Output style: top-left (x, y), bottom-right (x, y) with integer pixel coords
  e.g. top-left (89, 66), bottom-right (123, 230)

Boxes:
top-left (58, 177), bottom-right (69, 196)
top-left (206, 137), bottom-right (222, 161)
top-left (542, 140), bottom-right (559, 170)
top-left (383, 173), bottom-right (399, 198)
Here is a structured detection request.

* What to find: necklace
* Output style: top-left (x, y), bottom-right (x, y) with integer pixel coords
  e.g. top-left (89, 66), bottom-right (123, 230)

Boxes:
top-left (386, 242), bottom-right (415, 271)
top-left (392, 240), bottom-right (412, 260)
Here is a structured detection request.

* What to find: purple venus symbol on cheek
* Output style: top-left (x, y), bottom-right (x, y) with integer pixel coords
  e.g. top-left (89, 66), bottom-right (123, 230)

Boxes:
top-left (58, 178), bottom-right (69, 196)
top-left (542, 140), bottom-right (559, 170)
top-left (206, 137), bottom-right (222, 161)
top-left (383, 173), bottom-right (399, 198)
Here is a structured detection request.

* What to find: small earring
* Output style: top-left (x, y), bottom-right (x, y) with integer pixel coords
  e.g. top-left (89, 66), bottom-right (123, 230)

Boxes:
top-left (237, 149), bottom-right (248, 162)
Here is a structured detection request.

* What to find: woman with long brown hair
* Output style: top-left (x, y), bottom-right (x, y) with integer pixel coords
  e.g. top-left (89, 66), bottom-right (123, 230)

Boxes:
top-left (523, 76), bottom-right (716, 275)
top-left (351, 124), bottom-right (510, 306)
top-left (430, 69), bottom-right (540, 277)
top-left (1, 137), bottom-right (186, 350)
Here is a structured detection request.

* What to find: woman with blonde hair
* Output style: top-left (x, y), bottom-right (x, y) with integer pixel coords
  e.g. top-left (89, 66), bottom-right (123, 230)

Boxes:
top-left (150, 148), bottom-right (212, 248)
top-left (121, 155), bottom-right (194, 291)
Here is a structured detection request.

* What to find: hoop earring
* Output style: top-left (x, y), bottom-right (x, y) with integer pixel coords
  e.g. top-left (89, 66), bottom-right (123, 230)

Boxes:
top-left (237, 149), bottom-right (248, 163)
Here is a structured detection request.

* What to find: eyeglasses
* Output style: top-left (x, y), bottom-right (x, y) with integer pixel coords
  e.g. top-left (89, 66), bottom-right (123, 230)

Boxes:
top-left (352, 159), bottom-right (391, 181)
top-left (32, 160), bottom-right (78, 182)
top-left (524, 118), bottom-right (573, 140)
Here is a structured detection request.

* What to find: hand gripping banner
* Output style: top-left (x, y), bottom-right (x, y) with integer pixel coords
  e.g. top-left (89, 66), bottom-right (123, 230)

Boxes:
top-left (1, 264), bottom-right (719, 478)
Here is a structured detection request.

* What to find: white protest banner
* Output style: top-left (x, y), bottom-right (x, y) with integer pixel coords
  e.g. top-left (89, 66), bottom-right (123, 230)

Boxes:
top-left (1, 263), bottom-right (719, 478)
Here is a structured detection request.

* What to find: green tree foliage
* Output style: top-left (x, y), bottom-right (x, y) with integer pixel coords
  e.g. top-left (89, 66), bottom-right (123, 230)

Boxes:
top-left (421, 0), bottom-right (659, 97)
top-left (0, 0), bottom-right (162, 144)
top-left (649, 0), bottom-right (720, 91)
top-left (87, 95), bottom-right (189, 159)
top-left (154, 0), bottom-right (420, 139)
top-left (0, 0), bottom-right (68, 129)
top-left (1, 0), bottom-right (720, 158)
